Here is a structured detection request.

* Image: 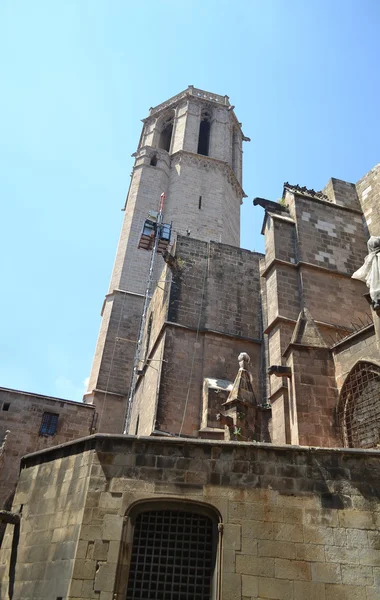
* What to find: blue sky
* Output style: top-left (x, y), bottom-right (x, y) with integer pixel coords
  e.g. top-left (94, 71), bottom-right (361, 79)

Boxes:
top-left (1, 0), bottom-right (379, 401)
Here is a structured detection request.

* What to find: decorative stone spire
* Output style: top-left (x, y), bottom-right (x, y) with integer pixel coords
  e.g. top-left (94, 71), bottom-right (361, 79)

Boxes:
top-left (217, 353), bottom-right (257, 441)
top-left (225, 353), bottom-right (256, 407)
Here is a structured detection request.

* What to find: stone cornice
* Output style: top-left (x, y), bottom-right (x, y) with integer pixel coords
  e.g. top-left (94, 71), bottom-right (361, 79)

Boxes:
top-left (287, 188), bottom-right (363, 215)
top-left (142, 86), bottom-right (247, 136)
top-left (0, 387), bottom-right (95, 408)
top-left (170, 150), bottom-right (247, 200)
top-left (260, 257), bottom-right (360, 280)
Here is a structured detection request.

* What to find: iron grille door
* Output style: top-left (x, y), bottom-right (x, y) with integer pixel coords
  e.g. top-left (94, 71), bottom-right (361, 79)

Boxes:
top-left (126, 509), bottom-right (214, 600)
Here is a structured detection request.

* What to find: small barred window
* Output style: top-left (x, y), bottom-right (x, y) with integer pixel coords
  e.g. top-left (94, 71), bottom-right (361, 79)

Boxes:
top-left (39, 412), bottom-right (59, 436)
top-left (338, 361), bottom-right (380, 448)
top-left (126, 508), bottom-right (216, 600)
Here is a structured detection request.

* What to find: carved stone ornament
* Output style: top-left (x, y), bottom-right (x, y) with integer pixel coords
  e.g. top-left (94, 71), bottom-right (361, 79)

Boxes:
top-left (352, 236), bottom-right (380, 310)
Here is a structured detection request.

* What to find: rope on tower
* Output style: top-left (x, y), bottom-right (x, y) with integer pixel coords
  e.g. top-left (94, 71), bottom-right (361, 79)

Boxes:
top-left (123, 193), bottom-right (167, 434)
top-left (178, 242), bottom-right (209, 437)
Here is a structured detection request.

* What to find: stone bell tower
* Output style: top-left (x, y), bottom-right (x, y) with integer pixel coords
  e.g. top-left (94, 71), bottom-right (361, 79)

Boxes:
top-left (85, 86), bottom-right (248, 433)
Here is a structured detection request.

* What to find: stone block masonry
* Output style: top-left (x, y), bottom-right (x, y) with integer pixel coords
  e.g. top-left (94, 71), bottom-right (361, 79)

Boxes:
top-left (129, 236), bottom-right (264, 437)
top-left (356, 163), bottom-right (380, 237)
top-left (2, 435), bottom-right (380, 599)
top-left (0, 388), bottom-right (94, 507)
top-left (86, 87), bottom-right (247, 432)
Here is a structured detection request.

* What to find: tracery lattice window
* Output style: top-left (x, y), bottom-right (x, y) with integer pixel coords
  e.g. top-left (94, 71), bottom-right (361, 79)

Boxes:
top-left (126, 508), bottom-right (216, 600)
top-left (338, 361), bottom-right (380, 448)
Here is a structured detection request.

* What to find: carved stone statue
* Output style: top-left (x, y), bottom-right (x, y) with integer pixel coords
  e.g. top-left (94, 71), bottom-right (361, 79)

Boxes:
top-left (352, 236), bottom-right (380, 310)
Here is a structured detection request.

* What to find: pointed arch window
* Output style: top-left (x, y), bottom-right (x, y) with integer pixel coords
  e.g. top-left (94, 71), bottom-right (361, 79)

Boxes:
top-left (231, 127), bottom-right (238, 175)
top-left (158, 115), bottom-right (174, 152)
top-left (338, 361), bottom-right (380, 448)
top-left (197, 110), bottom-right (212, 156)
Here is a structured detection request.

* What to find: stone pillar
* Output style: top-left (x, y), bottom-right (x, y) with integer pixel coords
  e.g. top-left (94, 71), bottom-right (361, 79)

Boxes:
top-left (283, 309), bottom-right (339, 447)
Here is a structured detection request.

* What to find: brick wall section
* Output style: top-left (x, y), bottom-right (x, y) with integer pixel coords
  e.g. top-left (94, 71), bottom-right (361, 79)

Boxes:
top-left (0, 388), bottom-right (94, 507)
top-left (356, 163), bottom-right (380, 237)
top-left (3, 435), bottom-right (380, 599)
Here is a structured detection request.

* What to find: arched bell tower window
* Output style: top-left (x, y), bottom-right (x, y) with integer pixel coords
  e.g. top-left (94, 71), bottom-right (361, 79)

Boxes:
top-left (231, 127), bottom-right (238, 174)
top-left (125, 502), bottom-right (219, 600)
top-left (197, 110), bottom-right (212, 156)
top-left (338, 361), bottom-right (380, 448)
top-left (158, 115), bottom-right (174, 152)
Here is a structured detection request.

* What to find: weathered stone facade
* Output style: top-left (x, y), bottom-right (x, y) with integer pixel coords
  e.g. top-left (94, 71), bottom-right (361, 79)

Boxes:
top-left (3, 436), bottom-right (380, 600)
top-left (1, 86), bottom-right (380, 599)
top-left (85, 87), bottom-right (247, 433)
top-left (128, 237), bottom-right (264, 439)
top-left (0, 388), bottom-right (95, 507)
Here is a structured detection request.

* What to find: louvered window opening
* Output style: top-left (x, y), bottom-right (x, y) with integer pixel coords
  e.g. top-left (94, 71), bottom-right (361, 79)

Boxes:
top-left (126, 509), bottom-right (214, 600)
top-left (339, 362), bottom-right (380, 448)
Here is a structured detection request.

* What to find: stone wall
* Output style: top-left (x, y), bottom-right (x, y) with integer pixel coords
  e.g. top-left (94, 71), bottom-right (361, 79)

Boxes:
top-left (86, 89), bottom-right (244, 430)
top-left (3, 435), bottom-right (380, 600)
top-left (0, 446), bottom-right (93, 599)
top-left (290, 194), bottom-right (366, 274)
top-left (0, 388), bottom-right (94, 507)
top-left (356, 163), bottom-right (380, 237)
top-left (130, 237), bottom-right (264, 437)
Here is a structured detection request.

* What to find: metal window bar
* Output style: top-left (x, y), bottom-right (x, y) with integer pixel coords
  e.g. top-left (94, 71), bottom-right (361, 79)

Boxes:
top-left (39, 412), bottom-right (59, 436)
top-left (126, 510), bottom-right (214, 600)
top-left (338, 362), bottom-right (380, 448)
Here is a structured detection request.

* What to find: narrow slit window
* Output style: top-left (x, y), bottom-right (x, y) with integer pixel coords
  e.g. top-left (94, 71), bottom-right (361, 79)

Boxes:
top-left (158, 117), bottom-right (174, 152)
top-left (232, 127), bottom-right (238, 174)
top-left (197, 111), bottom-right (211, 156)
top-left (199, 196), bottom-right (202, 209)
top-left (150, 154), bottom-right (158, 166)
top-left (39, 412), bottom-right (59, 436)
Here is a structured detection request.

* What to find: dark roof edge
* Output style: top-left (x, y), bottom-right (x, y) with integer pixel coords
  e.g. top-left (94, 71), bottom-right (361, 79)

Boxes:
top-left (20, 432), bottom-right (380, 469)
top-left (0, 386), bottom-right (94, 408)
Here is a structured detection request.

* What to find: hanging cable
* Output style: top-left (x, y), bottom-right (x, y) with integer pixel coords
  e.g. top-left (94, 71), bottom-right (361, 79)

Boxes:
top-left (123, 193), bottom-right (166, 434)
top-left (178, 243), bottom-right (209, 436)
